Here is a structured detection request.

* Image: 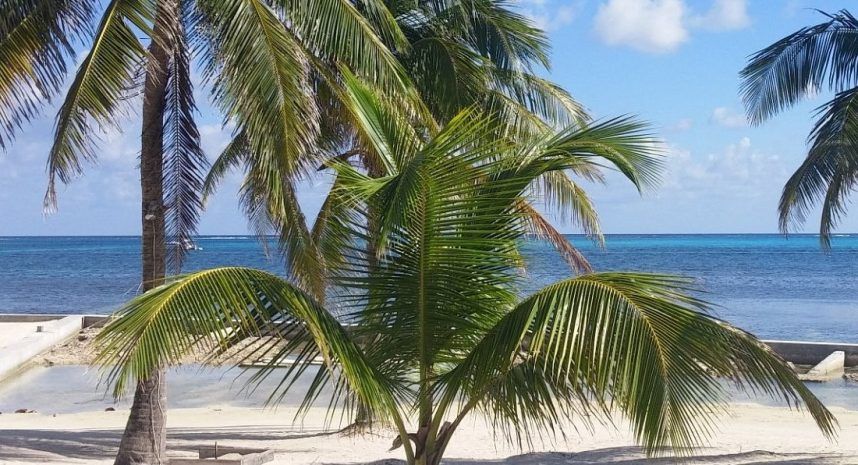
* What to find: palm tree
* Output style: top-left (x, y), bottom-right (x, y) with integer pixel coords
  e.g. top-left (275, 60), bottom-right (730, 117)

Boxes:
top-left (740, 9), bottom-right (858, 247)
top-left (0, 1), bottom-right (411, 463)
top-left (96, 76), bottom-right (836, 465)
top-left (203, 0), bottom-right (600, 298)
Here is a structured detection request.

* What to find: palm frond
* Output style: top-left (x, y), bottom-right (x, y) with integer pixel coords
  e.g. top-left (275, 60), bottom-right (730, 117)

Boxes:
top-left (741, 9), bottom-right (858, 124)
top-left (540, 116), bottom-right (663, 192)
top-left (440, 272), bottom-right (836, 454)
top-left (93, 267), bottom-right (402, 422)
top-left (778, 86), bottom-right (858, 247)
top-left (196, 0), bottom-right (319, 179)
top-left (163, 10), bottom-right (208, 273)
top-left (0, 0), bottom-right (95, 149)
top-left (516, 199), bottom-right (592, 273)
top-left (277, 0), bottom-right (410, 88)
top-left (44, 0), bottom-right (155, 211)
top-left (201, 132), bottom-right (248, 204)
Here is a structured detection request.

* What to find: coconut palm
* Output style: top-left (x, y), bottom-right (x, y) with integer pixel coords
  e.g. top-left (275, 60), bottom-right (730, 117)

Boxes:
top-left (0, 0), bottom-right (411, 462)
top-left (202, 0), bottom-right (600, 299)
top-left (741, 9), bottom-right (858, 247)
top-left (96, 76), bottom-right (836, 465)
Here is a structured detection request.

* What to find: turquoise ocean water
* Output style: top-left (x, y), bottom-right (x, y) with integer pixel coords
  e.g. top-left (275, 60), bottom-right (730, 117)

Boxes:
top-left (1, 234), bottom-right (856, 342)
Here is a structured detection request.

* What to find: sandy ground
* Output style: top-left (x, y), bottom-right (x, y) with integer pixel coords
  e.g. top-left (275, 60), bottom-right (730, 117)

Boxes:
top-left (28, 326), bottom-right (282, 368)
top-left (0, 403), bottom-right (856, 464)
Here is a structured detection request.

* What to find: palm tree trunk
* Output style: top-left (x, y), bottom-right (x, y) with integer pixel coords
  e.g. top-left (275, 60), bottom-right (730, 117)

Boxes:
top-left (113, 2), bottom-right (173, 463)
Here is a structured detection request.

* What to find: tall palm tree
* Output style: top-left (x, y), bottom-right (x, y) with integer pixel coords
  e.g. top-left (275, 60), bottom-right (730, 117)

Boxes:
top-left (96, 76), bottom-right (836, 465)
top-left (0, 1), bottom-right (410, 463)
top-left (202, 0), bottom-right (600, 298)
top-left (740, 9), bottom-right (858, 247)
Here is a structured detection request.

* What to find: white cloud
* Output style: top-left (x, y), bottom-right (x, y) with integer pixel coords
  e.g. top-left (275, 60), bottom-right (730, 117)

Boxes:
top-left (594, 0), bottom-right (688, 54)
top-left (691, 0), bottom-right (750, 30)
top-left (667, 118), bottom-right (693, 132)
top-left (515, 0), bottom-right (580, 32)
top-left (710, 106), bottom-right (748, 128)
top-left (593, 0), bottom-right (750, 54)
top-left (661, 136), bottom-right (786, 197)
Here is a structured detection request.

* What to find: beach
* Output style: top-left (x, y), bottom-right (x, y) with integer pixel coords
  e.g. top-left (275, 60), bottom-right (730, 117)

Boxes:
top-left (1, 402), bottom-right (856, 464)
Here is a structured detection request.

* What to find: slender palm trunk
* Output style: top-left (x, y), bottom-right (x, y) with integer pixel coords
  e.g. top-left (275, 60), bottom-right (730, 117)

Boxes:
top-left (113, 3), bottom-right (173, 464)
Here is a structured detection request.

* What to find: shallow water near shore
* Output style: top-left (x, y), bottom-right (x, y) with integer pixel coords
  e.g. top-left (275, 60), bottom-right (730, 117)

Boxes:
top-left (1, 234), bottom-right (857, 342)
top-left (1, 364), bottom-right (857, 415)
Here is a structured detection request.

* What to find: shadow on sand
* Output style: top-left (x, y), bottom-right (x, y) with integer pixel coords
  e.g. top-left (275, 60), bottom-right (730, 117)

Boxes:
top-left (0, 429), bottom-right (847, 464)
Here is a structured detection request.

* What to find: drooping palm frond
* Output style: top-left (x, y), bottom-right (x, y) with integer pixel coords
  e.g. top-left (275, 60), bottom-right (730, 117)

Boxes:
top-left (44, 0), bottom-right (155, 211)
top-left (163, 9), bottom-right (208, 273)
top-left (441, 0), bottom-right (550, 73)
top-left (440, 273), bottom-right (836, 454)
top-left (278, 0), bottom-right (410, 89)
top-left (201, 132), bottom-right (248, 203)
top-left (0, 0), bottom-right (95, 149)
top-left (539, 116), bottom-right (663, 192)
top-left (741, 9), bottom-right (858, 124)
top-left (779, 86), bottom-right (858, 248)
top-left (93, 267), bottom-right (402, 420)
top-left (516, 199), bottom-right (592, 273)
top-left (489, 68), bottom-right (589, 128)
top-left (196, 0), bottom-right (319, 178)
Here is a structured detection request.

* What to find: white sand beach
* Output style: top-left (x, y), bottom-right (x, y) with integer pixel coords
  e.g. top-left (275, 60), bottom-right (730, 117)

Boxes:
top-left (1, 402), bottom-right (856, 464)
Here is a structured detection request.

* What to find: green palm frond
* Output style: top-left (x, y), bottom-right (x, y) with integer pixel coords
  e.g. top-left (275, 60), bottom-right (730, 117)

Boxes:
top-left (196, 0), bottom-right (319, 179)
top-left (779, 86), bottom-right (858, 248)
top-left (201, 132), bottom-right (248, 204)
top-left (93, 267), bottom-right (401, 421)
top-left (491, 69), bottom-right (590, 127)
top-left (539, 116), bottom-right (663, 191)
top-left (443, 0), bottom-right (550, 72)
top-left (163, 11), bottom-right (208, 273)
top-left (0, 0), bottom-right (95, 149)
top-left (440, 272), bottom-right (836, 454)
top-left (44, 0), bottom-right (155, 211)
top-left (741, 9), bottom-right (858, 124)
top-left (279, 0), bottom-right (410, 86)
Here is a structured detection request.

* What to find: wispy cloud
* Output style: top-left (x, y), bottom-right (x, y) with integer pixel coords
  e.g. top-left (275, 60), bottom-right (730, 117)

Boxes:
top-left (710, 106), bottom-right (748, 128)
top-left (691, 0), bottom-right (750, 30)
top-left (514, 0), bottom-right (581, 32)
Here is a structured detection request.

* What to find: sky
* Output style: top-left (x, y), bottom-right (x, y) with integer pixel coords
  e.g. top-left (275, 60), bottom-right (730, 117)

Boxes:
top-left (1, 0), bottom-right (856, 236)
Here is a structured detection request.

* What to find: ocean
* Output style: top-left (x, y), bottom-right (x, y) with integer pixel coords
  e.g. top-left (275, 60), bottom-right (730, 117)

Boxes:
top-left (1, 234), bottom-right (857, 343)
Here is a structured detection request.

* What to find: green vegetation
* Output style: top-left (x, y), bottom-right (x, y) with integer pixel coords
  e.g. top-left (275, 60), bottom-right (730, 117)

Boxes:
top-left (741, 9), bottom-right (858, 248)
top-left (96, 76), bottom-right (836, 465)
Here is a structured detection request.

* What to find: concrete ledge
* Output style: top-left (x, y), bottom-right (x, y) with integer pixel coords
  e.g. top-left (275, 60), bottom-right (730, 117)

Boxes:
top-left (0, 316), bottom-right (84, 381)
top-left (799, 351), bottom-right (845, 382)
top-left (763, 340), bottom-right (858, 368)
top-left (0, 314), bottom-right (66, 323)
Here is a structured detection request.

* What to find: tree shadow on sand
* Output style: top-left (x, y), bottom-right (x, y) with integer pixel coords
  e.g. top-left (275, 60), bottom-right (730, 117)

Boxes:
top-left (0, 430), bottom-right (846, 464)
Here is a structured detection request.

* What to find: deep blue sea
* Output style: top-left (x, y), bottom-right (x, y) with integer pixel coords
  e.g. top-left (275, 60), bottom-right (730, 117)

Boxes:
top-left (1, 234), bottom-right (857, 342)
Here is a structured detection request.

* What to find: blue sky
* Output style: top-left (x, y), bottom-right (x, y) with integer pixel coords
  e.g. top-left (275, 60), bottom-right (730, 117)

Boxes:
top-left (1, 0), bottom-right (856, 235)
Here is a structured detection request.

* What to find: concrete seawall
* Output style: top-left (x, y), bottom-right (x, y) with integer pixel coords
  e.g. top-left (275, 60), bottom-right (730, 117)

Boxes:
top-left (0, 315), bottom-right (85, 381)
top-left (0, 315), bottom-right (856, 383)
top-left (763, 340), bottom-right (858, 367)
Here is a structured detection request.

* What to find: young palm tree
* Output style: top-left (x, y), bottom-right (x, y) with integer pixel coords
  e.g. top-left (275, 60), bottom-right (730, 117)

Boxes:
top-left (740, 9), bottom-right (858, 247)
top-left (1, 1), bottom-right (410, 463)
top-left (96, 76), bottom-right (836, 465)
